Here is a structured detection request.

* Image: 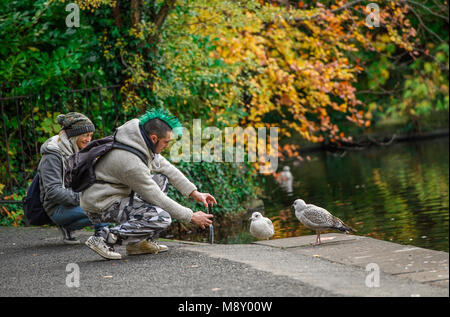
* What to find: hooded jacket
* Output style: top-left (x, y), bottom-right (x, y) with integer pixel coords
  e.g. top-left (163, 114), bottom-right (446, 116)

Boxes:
top-left (80, 119), bottom-right (197, 223)
top-left (38, 133), bottom-right (80, 216)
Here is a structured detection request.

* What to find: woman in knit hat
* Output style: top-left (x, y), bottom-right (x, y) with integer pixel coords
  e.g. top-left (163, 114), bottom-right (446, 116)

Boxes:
top-left (37, 112), bottom-right (107, 244)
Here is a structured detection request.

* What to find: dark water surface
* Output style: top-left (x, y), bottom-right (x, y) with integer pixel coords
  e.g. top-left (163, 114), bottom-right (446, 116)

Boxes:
top-left (263, 136), bottom-right (449, 252)
top-left (165, 137), bottom-right (449, 252)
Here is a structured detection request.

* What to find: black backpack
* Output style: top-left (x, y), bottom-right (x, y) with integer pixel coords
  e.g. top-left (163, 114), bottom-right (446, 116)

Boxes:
top-left (23, 173), bottom-right (54, 226)
top-left (66, 134), bottom-right (148, 193)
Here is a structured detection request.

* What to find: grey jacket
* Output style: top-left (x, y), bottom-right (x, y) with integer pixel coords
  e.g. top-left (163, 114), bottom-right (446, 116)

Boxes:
top-left (80, 119), bottom-right (197, 223)
top-left (38, 135), bottom-right (80, 216)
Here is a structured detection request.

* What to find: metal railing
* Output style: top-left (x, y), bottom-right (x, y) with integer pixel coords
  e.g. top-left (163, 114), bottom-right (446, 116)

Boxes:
top-left (0, 82), bottom-right (130, 195)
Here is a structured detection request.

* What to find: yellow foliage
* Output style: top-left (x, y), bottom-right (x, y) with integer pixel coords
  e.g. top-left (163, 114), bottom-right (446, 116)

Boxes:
top-left (173, 0), bottom-right (415, 151)
top-left (90, 0), bottom-right (416, 160)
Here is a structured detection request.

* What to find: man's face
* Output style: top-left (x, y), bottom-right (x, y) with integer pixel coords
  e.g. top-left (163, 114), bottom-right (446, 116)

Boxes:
top-left (149, 131), bottom-right (173, 154)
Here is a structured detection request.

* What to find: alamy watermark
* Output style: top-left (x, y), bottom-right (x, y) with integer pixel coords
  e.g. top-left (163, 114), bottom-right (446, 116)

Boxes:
top-left (170, 119), bottom-right (279, 174)
top-left (365, 263), bottom-right (380, 288)
top-left (66, 263), bottom-right (80, 288)
top-left (65, 3), bottom-right (80, 28)
top-left (366, 3), bottom-right (380, 27)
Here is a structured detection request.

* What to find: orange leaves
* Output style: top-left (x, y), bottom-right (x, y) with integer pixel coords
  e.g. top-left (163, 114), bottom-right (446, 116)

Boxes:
top-left (280, 94), bottom-right (293, 106)
top-left (1, 205), bottom-right (23, 227)
top-left (1, 206), bottom-right (11, 218)
top-left (279, 144), bottom-right (300, 160)
top-left (175, 0), bottom-right (417, 158)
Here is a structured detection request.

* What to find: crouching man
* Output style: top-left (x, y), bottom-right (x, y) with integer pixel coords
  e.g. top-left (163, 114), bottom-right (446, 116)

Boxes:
top-left (81, 109), bottom-right (216, 260)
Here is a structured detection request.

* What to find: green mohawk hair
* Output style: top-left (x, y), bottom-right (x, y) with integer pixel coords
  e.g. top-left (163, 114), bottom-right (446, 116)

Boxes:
top-left (139, 108), bottom-right (183, 136)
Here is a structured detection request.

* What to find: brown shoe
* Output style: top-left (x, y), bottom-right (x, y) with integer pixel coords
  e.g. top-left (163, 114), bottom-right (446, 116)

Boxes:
top-left (126, 240), bottom-right (159, 255)
top-left (155, 242), bottom-right (168, 252)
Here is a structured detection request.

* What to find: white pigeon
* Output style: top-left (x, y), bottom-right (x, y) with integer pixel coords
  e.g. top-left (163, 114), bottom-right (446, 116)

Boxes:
top-left (249, 212), bottom-right (274, 240)
top-left (292, 199), bottom-right (355, 245)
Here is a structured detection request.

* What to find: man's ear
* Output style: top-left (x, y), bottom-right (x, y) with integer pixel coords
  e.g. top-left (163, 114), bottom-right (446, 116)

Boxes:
top-left (149, 134), bottom-right (158, 143)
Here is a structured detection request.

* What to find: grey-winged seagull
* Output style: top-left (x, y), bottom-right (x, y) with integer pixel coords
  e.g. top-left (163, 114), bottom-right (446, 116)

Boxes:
top-left (292, 199), bottom-right (355, 245)
top-left (249, 212), bottom-right (274, 240)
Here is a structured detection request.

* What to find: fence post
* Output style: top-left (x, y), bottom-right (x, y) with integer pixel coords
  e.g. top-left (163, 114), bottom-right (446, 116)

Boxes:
top-left (29, 95), bottom-right (39, 162)
top-left (98, 87), bottom-right (105, 137)
top-left (0, 97), bottom-right (13, 191)
top-left (1, 83), bottom-right (121, 193)
top-left (14, 89), bottom-right (27, 183)
top-left (83, 72), bottom-right (94, 119)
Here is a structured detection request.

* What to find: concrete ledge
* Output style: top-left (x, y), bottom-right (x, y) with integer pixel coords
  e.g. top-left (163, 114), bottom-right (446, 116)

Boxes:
top-left (254, 234), bottom-right (449, 288)
top-left (254, 233), bottom-right (361, 248)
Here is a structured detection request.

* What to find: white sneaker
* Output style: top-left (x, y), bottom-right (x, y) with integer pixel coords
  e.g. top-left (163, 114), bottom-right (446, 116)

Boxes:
top-left (85, 235), bottom-right (122, 260)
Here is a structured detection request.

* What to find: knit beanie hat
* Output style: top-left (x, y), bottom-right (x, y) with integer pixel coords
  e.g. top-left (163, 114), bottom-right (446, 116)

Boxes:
top-left (57, 112), bottom-right (95, 138)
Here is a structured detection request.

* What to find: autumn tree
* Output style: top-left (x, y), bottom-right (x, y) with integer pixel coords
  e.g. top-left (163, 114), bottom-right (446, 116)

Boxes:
top-left (158, 0), bottom-right (420, 158)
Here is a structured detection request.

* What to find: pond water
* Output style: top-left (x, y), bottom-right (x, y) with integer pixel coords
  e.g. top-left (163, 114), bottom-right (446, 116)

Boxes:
top-left (164, 137), bottom-right (449, 252)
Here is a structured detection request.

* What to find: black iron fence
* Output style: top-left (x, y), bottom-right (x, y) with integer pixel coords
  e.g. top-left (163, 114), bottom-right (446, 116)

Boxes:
top-left (0, 83), bottom-right (132, 194)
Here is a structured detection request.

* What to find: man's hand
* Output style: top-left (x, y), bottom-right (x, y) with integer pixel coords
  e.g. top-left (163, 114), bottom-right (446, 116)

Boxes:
top-left (191, 211), bottom-right (213, 230)
top-left (189, 190), bottom-right (217, 208)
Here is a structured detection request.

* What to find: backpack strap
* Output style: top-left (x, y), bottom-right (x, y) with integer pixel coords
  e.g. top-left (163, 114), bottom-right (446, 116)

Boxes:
top-left (110, 132), bottom-right (149, 207)
top-left (111, 142), bottom-right (148, 165)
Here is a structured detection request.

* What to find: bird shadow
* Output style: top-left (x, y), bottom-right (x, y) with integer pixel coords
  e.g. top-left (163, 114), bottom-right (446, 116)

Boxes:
top-left (302, 238), bottom-right (358, 248)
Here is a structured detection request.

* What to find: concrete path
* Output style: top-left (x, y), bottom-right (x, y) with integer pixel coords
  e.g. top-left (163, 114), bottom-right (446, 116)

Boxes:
top-left (0, 226), bottom-right (447, 297)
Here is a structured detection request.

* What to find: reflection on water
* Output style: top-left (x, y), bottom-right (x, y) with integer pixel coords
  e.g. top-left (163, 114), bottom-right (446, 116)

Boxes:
top-left (276, 166), bottom-right (294, 195)
top-left (265, 137), bottom-right (449, 252)
top-left (163, 137), bottom-right (449, 252)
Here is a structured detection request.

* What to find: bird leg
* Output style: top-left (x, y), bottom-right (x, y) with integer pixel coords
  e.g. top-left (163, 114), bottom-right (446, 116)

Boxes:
top-left (313, 230), bottom-right (322, 246)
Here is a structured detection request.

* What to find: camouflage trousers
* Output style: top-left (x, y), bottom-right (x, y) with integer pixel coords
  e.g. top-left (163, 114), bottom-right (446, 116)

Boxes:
top-left (85, 174), bottom-right (171, 244)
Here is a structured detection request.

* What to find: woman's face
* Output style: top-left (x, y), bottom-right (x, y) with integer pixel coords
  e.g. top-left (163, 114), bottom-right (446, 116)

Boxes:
top-left (76, 132), bottom-right (93, 150)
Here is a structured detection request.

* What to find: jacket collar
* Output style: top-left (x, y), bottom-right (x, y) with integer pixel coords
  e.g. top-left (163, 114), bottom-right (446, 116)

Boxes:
top-left (139, 124), bottom-right (156, 155)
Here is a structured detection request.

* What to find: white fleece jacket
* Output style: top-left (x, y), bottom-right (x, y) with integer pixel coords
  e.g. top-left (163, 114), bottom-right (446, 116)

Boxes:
top-left (80, 119), bottom-right (197, 223)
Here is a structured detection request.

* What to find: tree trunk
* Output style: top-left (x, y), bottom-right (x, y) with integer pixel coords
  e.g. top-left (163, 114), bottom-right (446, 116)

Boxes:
top-left (112, 0), bottom-right (123, 27)
top-left (146, 0), bottom-right (177, 90)
top-left (131, 0), bottom-right (141, 27)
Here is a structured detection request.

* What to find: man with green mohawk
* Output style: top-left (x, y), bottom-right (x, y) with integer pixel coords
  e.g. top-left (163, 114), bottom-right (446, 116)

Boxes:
top-left (82, 108), bottom-right (216, 260)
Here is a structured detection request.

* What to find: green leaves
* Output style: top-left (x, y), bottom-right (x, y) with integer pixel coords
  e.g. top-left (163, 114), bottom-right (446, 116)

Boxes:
top-left (367, 56), bottom-right (391, 90)
top-left (385, 42), bottom-right (449, 121)
top-left (167, 159), bottom-right (259, 215)
top-left (0, 0), bottom-right (104, 94)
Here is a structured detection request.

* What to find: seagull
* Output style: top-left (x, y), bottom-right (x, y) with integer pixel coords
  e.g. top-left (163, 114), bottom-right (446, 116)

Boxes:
top-left (249, 212), bottom-right (274, 240)
top-left (292, 199), bottom-right (355, 245)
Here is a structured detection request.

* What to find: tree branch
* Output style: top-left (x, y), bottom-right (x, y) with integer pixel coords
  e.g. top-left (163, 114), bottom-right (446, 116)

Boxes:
top-left (399, 0), bottom-right (449, 22)
top-left (331, 0), bottom-right (367, 13)
top-left (154, 0), bottom-right (176, 30)
top-left (294, 0), bottom-right (366, 23)
top-left (406, 4), bottom-right (446, 44)
top-left (143, 0), bottom-right (177, 92)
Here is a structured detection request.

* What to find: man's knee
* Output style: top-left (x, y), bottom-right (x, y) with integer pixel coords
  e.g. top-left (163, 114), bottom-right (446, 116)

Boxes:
top-left (152, 173), bottom-right (169, 193)
top-left (140, 206), bottom-right (172, 229)
top-left (158, 210), bottom-right (172, 229)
